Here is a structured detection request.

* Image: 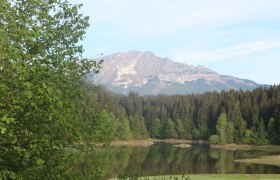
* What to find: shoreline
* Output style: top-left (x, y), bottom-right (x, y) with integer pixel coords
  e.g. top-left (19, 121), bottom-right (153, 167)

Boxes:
top-left (152, 139), bottom-right (209, 144)
top-left (110, 139), bottom-right (209, 146)
top-left (235, 155), bottom-right (280, 167)
top-left (109, 140), bottom-right (280, 152)
top-left (104, 140), bottom-right (280, 151)
top-left (110, 140), bottom-right (154, 146)
top-left (210, 144), bottom-right (280, 151)
top-left (109, 174), bottom-right (280, 180)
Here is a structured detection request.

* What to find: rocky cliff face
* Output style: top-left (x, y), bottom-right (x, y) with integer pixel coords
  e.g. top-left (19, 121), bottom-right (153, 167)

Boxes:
top-left (90, 51), bottom-right (260, 95)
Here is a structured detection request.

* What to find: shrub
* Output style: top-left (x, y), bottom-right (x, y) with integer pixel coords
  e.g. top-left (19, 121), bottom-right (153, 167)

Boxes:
top-left (209, 135), bottom-right (219, 144)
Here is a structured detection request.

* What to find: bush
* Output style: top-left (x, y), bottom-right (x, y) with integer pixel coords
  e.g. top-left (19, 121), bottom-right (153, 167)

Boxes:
top-left (244, 129), bottom-right (256, 144)
top-left (209, 135), bottom-right (219, 144)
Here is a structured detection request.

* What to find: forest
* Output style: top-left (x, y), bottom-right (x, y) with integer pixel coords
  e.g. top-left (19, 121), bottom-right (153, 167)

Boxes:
top-left (88, 83), bottom-right (280, 145)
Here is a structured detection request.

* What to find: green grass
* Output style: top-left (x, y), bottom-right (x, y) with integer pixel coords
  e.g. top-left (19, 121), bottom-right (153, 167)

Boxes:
top-left (210, 144), bottom-right (280, 152)
top-left (132, 174), bottom-right (280, 180)
top-left (235, 155), bottom-right (280, 166)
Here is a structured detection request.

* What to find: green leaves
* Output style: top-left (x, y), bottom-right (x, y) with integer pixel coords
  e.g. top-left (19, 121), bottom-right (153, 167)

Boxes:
top-left (0, 127), bottom-right (6, 134)
top-left (0, 116), bottom-right (15, 134)
top-left (1, 0), bottom-right (101, 163)
top-left (35, 158), bottom-right (45, 166)
top-left (2, 116), bottom-right (14, 125)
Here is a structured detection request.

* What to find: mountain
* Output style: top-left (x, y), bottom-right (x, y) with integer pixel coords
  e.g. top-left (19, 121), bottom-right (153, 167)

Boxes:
top-left (90, 51), bottom-right (260, 95)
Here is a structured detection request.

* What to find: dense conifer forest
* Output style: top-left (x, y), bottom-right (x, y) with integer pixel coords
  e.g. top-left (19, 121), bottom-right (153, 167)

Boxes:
top-left (88, 83), bottom-right (280, 145)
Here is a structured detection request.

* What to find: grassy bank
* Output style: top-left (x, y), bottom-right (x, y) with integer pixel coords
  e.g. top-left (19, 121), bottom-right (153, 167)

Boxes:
top-left (235, 155), bottom-right (280, 166)
top-left (133, 174), bottom-right (280, 180)
top-left (110, 139), bottom-right (209, 146)
top-left (210, 144), bottom-right (280, 152)
top-left (211, 144), bottom-right (280, 167)
top-left (110, 140), bottom-right (154, 146)
top-left (153, 139), bottom-right (209, 144)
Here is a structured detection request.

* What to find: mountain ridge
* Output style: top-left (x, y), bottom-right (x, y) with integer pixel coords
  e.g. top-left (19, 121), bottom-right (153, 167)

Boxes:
top-left (90, 51), bottom-right (260, 95)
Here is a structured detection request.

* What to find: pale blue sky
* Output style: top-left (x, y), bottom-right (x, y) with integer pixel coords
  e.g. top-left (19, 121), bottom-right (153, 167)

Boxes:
top-left (71, 0), bottom-right (280, 85)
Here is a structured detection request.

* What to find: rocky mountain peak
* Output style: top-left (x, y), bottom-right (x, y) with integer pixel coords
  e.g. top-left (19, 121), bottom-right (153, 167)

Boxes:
top-left (91, 51), bottom-right (260, 95)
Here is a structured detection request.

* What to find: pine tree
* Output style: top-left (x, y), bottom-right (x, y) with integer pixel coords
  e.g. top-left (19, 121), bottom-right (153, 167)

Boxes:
top-left (267, 117), bottom-right (276, 144)
top-left (274, 103), bottom-right (280, 144)
top-left (226, 121), bottom-right (235, 144)
top-left (231, 102), bottom-right (246, 142)
top-left (149, 118), bottom-right (162, 139)
top-left (164, 119), bottom-right (177, 139)
top-left (257, 119), bottom-right (268, 145)
top-left (115, 118), bottom-right (133, 140)
top-left (175, 119), bottom-right (185, 139)
top-left (216, 113), bottom-right (227, 144)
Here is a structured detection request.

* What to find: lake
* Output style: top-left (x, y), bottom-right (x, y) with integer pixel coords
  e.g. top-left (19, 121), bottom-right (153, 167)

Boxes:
top-left (3, 143), bottom-right (280, 179)
top-left (94, 143), bottom-right (280, 179)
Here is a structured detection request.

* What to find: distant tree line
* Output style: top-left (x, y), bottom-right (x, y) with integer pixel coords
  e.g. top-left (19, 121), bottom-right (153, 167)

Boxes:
top-left (89, 84), bottom-right (280, 145)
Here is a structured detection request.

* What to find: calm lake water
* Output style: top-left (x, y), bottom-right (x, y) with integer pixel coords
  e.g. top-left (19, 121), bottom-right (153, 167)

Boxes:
top-left (94, 143), bottom-right (280, 179)
top-left (3, 143), bottom-right (280, 179)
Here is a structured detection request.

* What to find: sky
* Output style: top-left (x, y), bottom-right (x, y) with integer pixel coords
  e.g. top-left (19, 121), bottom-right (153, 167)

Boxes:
top-left (70, 0), bottom-right (280, 85)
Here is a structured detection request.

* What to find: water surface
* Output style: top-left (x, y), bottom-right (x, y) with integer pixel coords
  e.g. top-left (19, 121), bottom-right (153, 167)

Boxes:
top-left (3, 143), bottom-right (280, 179)
top-left (97, 143), bottom-right (280, 179)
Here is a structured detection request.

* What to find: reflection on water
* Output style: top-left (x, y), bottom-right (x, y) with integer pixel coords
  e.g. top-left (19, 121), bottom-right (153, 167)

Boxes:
top-left (1, 143), bottom-right (280, 179)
